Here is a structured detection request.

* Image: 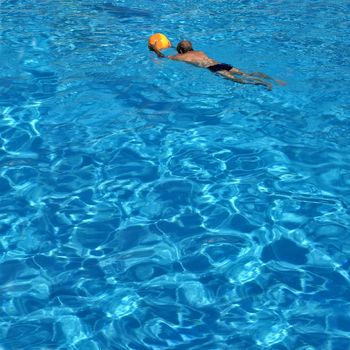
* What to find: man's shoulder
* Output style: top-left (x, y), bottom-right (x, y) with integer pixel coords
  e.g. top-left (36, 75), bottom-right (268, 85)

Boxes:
top-left (191, 50), bottom-right (209, 57)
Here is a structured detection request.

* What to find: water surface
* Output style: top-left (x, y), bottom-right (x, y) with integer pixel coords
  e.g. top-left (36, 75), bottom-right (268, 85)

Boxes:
top-left (1, 0), bottom-right (350, 349)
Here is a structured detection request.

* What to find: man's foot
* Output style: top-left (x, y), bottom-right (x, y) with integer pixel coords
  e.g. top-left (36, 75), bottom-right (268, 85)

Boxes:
top-left (275, 79), bottom-right (287, 86)
top-left (264, 82), bottom-right (272, 91)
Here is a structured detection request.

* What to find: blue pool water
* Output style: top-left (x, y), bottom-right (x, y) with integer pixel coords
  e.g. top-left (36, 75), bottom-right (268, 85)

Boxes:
top-left (1, 0), bottom-right (350, 349)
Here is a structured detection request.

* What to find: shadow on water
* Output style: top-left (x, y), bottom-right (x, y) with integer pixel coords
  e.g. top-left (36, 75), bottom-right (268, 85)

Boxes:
top-left (92, 3), bottom-right (152, 19)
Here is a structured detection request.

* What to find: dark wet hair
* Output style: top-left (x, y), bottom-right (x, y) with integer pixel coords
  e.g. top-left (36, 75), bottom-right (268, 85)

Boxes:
top-left (176, 40), bottom-right (193, 54)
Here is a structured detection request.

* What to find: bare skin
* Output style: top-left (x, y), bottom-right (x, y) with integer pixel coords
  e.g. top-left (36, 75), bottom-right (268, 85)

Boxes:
top-left (150, 40), bottom-right (285, 90)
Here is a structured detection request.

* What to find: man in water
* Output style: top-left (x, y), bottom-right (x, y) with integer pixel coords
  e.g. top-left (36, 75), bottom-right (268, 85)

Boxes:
top-left (150, 40), bottom-right (282, 90)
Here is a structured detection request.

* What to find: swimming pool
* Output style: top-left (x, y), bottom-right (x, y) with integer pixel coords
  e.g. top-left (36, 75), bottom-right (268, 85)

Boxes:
top-left (1, 0), bottom-right (350, 349)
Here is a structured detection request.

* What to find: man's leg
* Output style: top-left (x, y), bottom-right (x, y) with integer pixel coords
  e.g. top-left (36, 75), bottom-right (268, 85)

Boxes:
top-left (248, 72), bottom-right (287, 86)
top-left (229, 69), bottom-right (286, 86)
top-left (218, 70), bottom-right (272, 90)
top-left (229, 69), bottom-right (271, 84)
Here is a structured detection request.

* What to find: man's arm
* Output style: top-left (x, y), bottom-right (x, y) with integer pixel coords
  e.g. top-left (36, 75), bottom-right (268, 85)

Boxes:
top-left (149, 43), bottom-right (166, 58)
top-left (167, 54), bottom-right (185, 61)
top-left (149, 44), bottom-right (185, 61)
top-left (153, 48), bottom-right (166, 58)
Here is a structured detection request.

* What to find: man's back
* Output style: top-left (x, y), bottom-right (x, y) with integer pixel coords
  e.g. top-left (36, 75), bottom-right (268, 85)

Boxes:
top-left (169, 50), bottom-right (218, 68)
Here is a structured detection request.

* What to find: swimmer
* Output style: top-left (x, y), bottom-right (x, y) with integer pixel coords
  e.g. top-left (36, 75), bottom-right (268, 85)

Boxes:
top-left (149, 40), bottom-right (285, 90)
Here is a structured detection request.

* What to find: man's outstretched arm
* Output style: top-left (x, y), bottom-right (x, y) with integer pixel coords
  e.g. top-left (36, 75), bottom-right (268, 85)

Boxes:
top-left (149, 43), bottom-right (166, 58)
top-left (149, 43), bottom-right (183, 61)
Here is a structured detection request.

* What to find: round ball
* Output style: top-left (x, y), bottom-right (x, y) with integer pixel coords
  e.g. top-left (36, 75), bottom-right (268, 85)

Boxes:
top-left (148, 33), bottom-right (171, 51)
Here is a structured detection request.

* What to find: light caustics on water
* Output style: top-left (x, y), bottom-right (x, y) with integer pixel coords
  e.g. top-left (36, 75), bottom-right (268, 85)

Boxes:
top-left (1, 0), bottom-right (350, 349)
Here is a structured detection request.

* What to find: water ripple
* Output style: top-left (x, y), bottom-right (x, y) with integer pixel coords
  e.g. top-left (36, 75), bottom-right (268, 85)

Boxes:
top-left (1, 0), bottom-right (350, 349)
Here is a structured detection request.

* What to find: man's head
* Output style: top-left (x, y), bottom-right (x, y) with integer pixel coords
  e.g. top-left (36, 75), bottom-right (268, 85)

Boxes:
top-left (176, 40), bottom-right (193, 54)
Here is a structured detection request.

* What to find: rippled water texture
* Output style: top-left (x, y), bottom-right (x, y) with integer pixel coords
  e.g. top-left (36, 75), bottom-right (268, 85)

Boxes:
top-left (1, 0), bottom-right (350, 349)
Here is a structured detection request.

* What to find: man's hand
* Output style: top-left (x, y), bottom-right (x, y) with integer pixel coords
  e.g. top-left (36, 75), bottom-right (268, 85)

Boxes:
top-left (148, 42), bottom-right (156, 51)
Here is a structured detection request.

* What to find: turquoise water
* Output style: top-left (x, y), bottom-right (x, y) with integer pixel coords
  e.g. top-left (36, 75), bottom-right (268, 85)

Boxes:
top-left (1, 0), bottom-right (350, 349)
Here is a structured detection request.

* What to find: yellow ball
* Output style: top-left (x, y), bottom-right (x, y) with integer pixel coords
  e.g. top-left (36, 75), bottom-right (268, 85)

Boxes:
top-left (148, 33), bottom-right (172, 51)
